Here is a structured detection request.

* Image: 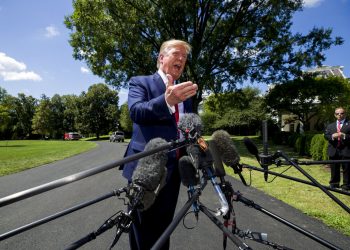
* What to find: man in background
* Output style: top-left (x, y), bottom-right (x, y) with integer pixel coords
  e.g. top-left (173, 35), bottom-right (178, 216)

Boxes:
top-left (324, 107), bottom-right (350, 191)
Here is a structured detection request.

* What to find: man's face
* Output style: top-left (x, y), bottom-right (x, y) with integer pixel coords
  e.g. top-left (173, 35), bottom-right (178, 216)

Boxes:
top-left (159, 45), bottom-right (187, 80)
top-left (335, 108), bottom-right (346, 121)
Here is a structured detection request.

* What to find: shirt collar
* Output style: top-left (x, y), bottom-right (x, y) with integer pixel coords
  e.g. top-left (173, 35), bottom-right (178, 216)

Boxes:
top-left (158, 69), bottom-right (168, 86)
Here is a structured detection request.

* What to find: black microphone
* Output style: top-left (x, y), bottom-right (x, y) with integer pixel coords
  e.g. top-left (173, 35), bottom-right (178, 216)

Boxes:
top-left (243, 137), bottom-right (269, 182)
top-left (211, 130), bottom-right (247, 186)
top-left (178, 155), bottom-right (200, 215)
top-left (131, 138), bottom-right (168, 210)
top-left (179, 155), bottom-right (200, 187)
top-left (178, 113), bottom-right (203, 139)
top-left (243, 137), bottom-right (260, 161)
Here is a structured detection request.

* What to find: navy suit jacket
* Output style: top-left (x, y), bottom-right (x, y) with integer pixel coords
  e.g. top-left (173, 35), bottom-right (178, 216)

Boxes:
top-left (121, 72), bottom-right (192, 181)
top-left (324, 119), bottom-right (350, 157)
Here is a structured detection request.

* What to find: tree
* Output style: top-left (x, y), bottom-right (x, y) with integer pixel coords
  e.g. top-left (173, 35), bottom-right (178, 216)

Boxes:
top-left (0, 89), bottom-right (12, 138)
top-left (65, 0), bottom-right (343, 112)
top-left (119, 103), bottom-right (133, 134)
top-left (0, 87), bottom-right (8, 102)
top-left (62, 94), bottom-right (81, 132)
top-left (202, 87), bottom-right (267, 134)
top-left (77, 83), bottom-right (119, 138)
top-left (11, 94), bottom-right (37, 138)
top-left (50, 94), bottom-right (65, 139)
top-left (32, 95), bottom-right (53, 138)
top-left (265, 76), bottom-right (350, 131)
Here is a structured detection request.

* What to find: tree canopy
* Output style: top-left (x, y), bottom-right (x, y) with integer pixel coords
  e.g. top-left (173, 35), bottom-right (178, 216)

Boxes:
top-left (265, 76), bottom-right (350, 130)
top-left (65, 0), bottom-right (343, 112)
top-left (201, 87), bottom-right (267, 134)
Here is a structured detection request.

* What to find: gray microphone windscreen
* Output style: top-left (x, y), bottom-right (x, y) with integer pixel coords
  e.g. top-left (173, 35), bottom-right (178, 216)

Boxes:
top-left (211, 130), bottom-right (240, 167)
top-left (208, 140), bottom-right (226, 177)
top-left (132, 138), bottom-right (168, 191)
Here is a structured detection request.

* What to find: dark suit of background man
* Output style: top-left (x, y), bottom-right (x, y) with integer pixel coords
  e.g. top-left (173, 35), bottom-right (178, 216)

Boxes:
top-left (324, 107), bottom-right (350, 191)
top-left (120, 39), bottom-right (198, 250)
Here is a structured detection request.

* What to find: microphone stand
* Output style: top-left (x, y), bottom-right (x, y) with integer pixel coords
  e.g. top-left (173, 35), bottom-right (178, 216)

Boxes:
top-left (0, 187), bottom-right (127, 241)
top-left (151, 188), bottom-right (202, 250)
top-left (231, 190), bottom-right (343, 250)
top-left (218, 178), bottom-right (293, 250)
top-left (198, 203), bottom-right (252, 250)
top-left (250, 121), bottom-right (350, 213)
top-left (277, 150), bottom-right (350, 214)
top-left (242, 164), bottom-right (350, 196)
top-left (220, 178), bottom-right (235, 250)
top-left (66, 185), bottom-right (144, 250)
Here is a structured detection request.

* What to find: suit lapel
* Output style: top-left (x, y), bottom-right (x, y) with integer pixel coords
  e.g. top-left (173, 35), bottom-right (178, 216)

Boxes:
top-left (153, 72), bottom-right (166, 95)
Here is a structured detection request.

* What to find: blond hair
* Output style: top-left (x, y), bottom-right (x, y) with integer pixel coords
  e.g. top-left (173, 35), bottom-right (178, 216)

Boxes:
top-left (157, 39), bottom-right (192, 68)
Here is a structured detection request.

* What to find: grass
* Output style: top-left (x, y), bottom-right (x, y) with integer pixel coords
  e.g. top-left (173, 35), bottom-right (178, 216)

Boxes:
top-left (0, 140), bottom-right (97, 176)
top-left (225, 136), bottom-right (350, 236)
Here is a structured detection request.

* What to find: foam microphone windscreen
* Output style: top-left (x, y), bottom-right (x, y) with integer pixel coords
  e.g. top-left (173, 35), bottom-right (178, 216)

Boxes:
top-left (178, 155), bottom-right (199, 187)
top-left (211, 130), bottom-right (240, 167)
top-left (132, 138), bottom-right (168, 191)
top-left (208, 140), bottom-right (226, 177)
top-left (178, 113), bottom-right (203, 136)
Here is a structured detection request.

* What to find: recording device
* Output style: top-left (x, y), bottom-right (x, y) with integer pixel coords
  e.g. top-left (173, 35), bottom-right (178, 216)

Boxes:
top-left (130, 137), bottom-right (168, 210)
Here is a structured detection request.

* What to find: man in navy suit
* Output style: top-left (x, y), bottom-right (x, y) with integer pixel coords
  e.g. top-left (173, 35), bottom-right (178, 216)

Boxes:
top-left (324, 107), bottom-right (350, 191)
top-left (121, 39), bottom-right (198, 250)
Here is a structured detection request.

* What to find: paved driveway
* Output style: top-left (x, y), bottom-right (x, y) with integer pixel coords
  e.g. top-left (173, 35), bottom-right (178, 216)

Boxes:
top-left (0, 141), bottom-right (349, 249)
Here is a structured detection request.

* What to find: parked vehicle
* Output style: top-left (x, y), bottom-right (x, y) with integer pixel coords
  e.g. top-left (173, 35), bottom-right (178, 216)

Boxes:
top-left (109, 131), bottom-right (125, 142)
top-left (64, 132), bottom-right (81, 140)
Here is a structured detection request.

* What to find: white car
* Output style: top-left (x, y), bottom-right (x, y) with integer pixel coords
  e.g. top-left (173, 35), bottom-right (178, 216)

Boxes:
top-left (109, 131), bottom-right (125, 142)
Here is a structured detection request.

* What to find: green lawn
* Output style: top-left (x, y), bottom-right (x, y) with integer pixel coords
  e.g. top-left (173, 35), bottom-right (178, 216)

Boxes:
top-left (0, 140), bottom-right (97, 176)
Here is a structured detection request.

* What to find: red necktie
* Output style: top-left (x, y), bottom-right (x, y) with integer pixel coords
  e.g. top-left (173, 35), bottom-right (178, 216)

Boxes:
top-left (337, 121), bottom-right (341, 147)
top-left (175, 104), bottom-right (179, 123)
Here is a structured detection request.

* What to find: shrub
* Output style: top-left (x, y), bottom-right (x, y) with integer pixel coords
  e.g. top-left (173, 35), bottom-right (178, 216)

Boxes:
top-left (310, 134), bottom-right (328, 160)
top-left (304, 132), bottom-right (319, 156)
top-left (322, 140), bottom-right (329, 160)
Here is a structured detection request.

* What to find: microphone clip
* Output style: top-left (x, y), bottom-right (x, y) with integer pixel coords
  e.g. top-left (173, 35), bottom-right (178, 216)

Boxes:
top-left (258, 151), bottom-right (282, 167)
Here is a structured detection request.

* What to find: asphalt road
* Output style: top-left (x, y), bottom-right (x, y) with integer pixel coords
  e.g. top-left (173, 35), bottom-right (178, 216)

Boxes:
top-left (0, 141), bottom-right (349, 250)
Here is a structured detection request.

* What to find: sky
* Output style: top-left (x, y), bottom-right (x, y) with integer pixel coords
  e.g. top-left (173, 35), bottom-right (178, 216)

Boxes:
top-left (0, 0), bottom-right (349, 106)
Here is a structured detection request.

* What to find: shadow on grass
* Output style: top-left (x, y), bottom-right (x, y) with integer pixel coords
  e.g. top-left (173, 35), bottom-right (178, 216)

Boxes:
top-left (0, 145), bottom-right (26, 147)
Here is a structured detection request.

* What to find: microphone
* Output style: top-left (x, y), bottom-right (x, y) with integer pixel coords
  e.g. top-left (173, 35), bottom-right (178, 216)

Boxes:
top-left (211, 130), bottom-right (247, 185)
top-left (186, 140), bottom-right (229, 216)
top-left (178, 155), bottom-right (200, 215)
top-left (208, 140), bottom-right (226, 178)
top-left (178, 113), bottom-right (203, 139)
top-left (243, 137), bottom-right (270, 182)
top-left (243, 137), bottom-right (260, 161)
top-left (131, 138), bottom-right (168, 210)
top-left (179, 155), bottom-right (200, 187)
